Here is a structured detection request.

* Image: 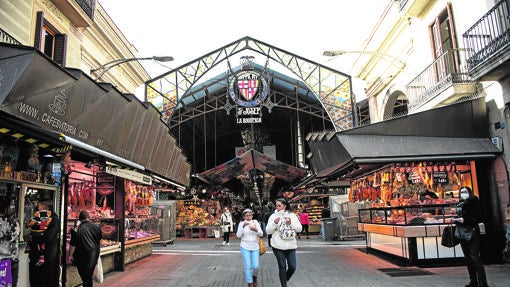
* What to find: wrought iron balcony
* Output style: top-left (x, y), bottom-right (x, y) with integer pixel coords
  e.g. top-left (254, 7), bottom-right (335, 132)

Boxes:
top-left (406, 48), bottom-right (475, 112)
top-left (51, 0), bottom-right (95, 26)
top-left (0, 28), bottom-right (21, 45)
top-left (463, 0), bottom-right (510, 81)
top-left (74, 0), bottom-right (95, 19)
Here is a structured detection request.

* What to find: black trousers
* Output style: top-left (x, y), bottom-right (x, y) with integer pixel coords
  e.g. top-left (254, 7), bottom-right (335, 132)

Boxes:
top-left (459, 233), bottom-right (488, 286)
top-left (223, 230), bottom-right (231, 242)
top-left (77, 264), bottom-right (95, 287)
top-left (29, 257), bottom-right (59, 287)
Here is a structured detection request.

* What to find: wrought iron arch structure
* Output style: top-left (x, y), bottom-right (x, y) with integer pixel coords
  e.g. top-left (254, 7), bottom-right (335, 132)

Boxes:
top-left (145, 36), bottom-right (355, 131)
top-left (144, 37), bottom-right (354, 197)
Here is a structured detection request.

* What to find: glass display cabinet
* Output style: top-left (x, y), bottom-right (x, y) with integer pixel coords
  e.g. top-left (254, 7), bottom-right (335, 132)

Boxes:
top-left (358, 203), bottom-right (464, 264)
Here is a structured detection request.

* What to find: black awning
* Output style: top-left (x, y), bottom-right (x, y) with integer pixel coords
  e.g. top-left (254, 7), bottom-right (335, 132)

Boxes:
top-left (0, 44), bottom-right (190, 185)
top-left (199, 149), bottom-right (307, 185)
top-left (311, 135), bottom-right (498, 179)
top-left (307, 98), bottom-right (500, 180)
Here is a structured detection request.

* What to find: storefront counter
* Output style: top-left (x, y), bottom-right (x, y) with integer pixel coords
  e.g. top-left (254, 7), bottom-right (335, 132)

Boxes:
top-left (358, 222), bottom-right (464, 265)
top-left (125, 235), bottom-right (160, 264)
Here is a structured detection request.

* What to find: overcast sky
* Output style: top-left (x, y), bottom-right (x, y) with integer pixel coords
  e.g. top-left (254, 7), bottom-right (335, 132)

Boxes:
top-left (100, 1), bottom-right (390, 71)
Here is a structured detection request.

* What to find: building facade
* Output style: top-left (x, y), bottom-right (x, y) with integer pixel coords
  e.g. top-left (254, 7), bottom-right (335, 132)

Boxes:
top-left (0, 0), bottom-right (149, 93)
top-left (349, 0), bottom-right (509, 232)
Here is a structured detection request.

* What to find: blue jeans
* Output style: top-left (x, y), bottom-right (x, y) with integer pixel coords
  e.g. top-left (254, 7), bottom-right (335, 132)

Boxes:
top-left (272, 247), bottom-right (297, 287)
top-left (240, 247), bottom-right (259, 284)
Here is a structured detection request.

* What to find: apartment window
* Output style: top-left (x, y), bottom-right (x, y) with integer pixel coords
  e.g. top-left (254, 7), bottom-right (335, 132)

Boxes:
top-left (430, 4), bottom-right (459, 80)
top-left (34, 11), bottom-right (67, 66)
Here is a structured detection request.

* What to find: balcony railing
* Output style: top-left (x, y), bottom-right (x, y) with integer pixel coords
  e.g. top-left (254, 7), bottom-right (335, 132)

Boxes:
top-left (398, 0), bottom-right (409, 11)
top-left (0, 28), bottom-right (21, 45)
top-left (75, 0), bottom-right (95, 20)
top-left (406, 49), bottom-right (473, 111)
top-left (463, 0), bottom-right (510, 69)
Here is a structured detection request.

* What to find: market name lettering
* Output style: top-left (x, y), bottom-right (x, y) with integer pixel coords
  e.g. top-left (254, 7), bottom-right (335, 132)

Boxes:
top-left (18, 102), bottom-right (89, 140)
top-left (236, 117), bottom-right (262, 124)
top-left (237, 107), bottom-right (260, 116)
top-left (236, 107), bottom-right (262, 124)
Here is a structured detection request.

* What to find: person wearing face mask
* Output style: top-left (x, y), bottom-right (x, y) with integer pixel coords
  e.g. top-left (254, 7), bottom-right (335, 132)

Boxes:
top-left (453, 186), bottom-right (489, 287)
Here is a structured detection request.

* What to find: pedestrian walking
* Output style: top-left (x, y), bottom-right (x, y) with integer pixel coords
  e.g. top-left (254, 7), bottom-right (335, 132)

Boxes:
top-left (221, 207), bottom-right (234, 246)
top-left (69, 211), bottom-right (102, 287)
top-left (452, 186), bottom-right (489, 287)
top-left (266, 198), bottom-right (302, 287)
top-left (236, 209), bottom-right (263, 287)
top-left (298, 209), bottom-right (310, 239)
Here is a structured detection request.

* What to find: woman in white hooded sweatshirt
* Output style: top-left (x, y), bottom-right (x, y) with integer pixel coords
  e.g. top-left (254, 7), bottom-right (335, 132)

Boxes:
top-left (266, 198), bottom-right (302, 287)
top-left (236, 209), bottom-right (264, 287)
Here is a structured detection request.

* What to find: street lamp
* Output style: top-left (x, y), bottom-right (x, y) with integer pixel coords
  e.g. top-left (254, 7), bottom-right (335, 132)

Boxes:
top-left (91, 56), bottom-right (174, 80)
top-left (322, 50), bottom-right (405, 69)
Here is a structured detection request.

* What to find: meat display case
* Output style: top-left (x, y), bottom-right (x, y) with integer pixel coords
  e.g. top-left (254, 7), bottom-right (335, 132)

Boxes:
top-left (359, 203), bottom-right (458, 226)
top-left (358, 203), bottom-right (465, 265)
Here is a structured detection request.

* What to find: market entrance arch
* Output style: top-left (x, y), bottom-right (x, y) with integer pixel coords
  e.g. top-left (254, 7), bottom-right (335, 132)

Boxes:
top-left (145, 36), bottom-right (354, 199)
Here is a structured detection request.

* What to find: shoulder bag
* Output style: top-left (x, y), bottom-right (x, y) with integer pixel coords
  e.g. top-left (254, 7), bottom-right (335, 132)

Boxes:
top-left (441, 224), bottom-right (459, 247)
top-left (259, 237), bottom-right (266, 256)
top-left (279, 220), bottom-right (297, 240)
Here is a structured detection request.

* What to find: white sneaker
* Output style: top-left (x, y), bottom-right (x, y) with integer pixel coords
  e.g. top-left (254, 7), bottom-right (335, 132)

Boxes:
top-left (222, 241), bottom-right (226, 245)
top-left (226, 243), bottom-right (231, 246)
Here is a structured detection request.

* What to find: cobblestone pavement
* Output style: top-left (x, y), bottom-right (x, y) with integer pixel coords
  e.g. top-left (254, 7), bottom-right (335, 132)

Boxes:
top-left (100, 237), bottom-right (510, 287)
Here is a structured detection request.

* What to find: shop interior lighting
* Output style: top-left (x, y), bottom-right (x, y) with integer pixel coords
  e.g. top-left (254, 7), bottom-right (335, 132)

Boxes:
top-left (60, 134), bottom-right (144, 170)
top-left (153, 174), bottom-right (185, 190)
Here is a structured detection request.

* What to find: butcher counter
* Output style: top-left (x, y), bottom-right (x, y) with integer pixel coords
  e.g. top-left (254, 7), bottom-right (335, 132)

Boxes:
top-left (358, 203), bottom-right (465, 265)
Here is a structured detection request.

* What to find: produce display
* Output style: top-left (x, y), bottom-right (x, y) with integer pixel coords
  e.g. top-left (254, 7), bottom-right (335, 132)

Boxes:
top-left (176, 201), bottom-right (221, 228)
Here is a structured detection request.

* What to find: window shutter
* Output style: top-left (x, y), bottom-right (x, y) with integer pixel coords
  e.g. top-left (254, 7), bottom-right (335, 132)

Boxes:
top-left (34, 11), bottom-right (44, 50)
top-left (54, 34), bottom-right (67, 66)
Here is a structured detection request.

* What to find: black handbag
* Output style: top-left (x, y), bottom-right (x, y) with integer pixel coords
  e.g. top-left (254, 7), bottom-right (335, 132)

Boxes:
top-left (441, 225), bottom-right (460, 247)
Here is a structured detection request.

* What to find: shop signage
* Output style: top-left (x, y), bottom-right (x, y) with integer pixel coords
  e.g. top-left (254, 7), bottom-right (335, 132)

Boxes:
top-left (184, 199), bottom-right (201, 207)
top-left (408, 170), bottom-right (423, 184)
top-left (105, 166), bottom-right (152, 185)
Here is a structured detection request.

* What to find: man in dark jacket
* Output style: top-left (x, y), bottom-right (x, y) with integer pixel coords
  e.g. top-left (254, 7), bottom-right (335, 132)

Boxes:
top-left (69, 211), bottom-right (102, 287)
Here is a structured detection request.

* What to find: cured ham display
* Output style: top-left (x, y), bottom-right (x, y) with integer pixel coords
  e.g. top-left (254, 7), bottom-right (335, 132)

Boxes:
top-left (348, 162), bottom-right (474, 208)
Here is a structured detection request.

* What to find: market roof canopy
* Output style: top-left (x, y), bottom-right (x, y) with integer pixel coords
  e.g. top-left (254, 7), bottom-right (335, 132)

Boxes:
top-left (306, 98), bottom-right (500, 180)
top-left (198, 149), bottom-right (307, 185)
top-left (146, 36), bottom-right (354, 132)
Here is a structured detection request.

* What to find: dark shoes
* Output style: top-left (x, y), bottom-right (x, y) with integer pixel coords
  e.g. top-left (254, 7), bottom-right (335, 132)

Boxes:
top-left (465, 282), bottom-right (490, 287)
top-left (253, 276), bottom-right (257, 287)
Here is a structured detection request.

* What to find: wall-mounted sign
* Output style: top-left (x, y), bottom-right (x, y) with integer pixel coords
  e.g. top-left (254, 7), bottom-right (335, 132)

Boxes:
top-left (228, 70), bottom-right (269, 124)
top-left (105, 165), bottom-right (152, 185)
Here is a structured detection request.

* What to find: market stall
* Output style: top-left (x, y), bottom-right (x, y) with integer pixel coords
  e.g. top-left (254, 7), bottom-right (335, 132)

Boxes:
top-left (290, 194), bottom-right (330, 234)
top-left (176, 199), bottom-right (221, 238)
top-left (354, 161), bottom-right (474, 264)
top-left (305, 99), bottom-right (502, 264)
